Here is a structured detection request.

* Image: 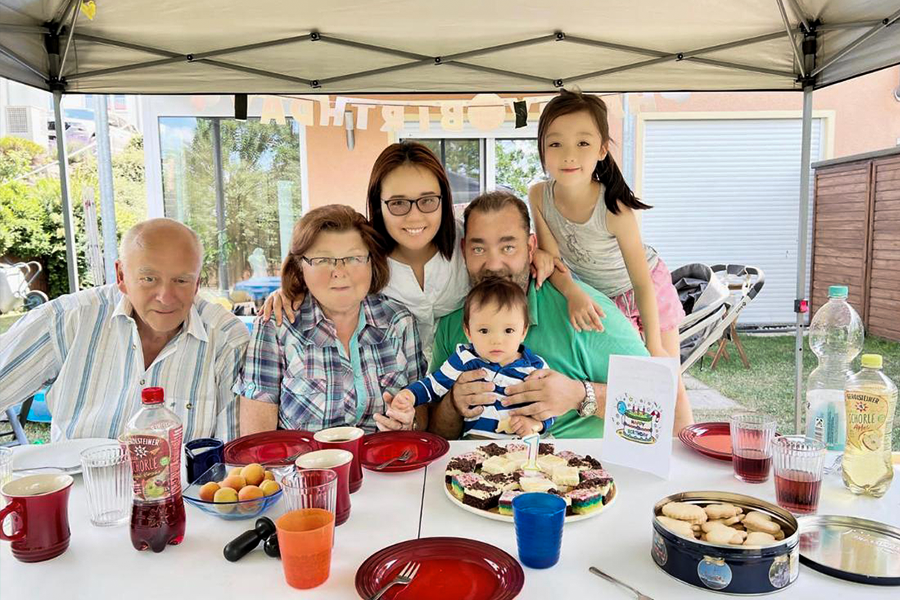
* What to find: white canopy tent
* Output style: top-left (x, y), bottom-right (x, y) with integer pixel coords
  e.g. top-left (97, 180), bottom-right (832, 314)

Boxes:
top-left (2, 0), bottom-right (899, 431)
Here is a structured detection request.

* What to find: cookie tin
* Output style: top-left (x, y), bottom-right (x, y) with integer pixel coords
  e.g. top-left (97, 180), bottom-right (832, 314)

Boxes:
top-left (652, 491), bottom-right (800, 595)
top-left (798, 515), bottom-right (900, 585)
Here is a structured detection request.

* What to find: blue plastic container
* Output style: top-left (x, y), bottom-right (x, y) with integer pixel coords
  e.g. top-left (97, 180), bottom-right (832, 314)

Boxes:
top-left (512, 493), bottom-right (566, 569)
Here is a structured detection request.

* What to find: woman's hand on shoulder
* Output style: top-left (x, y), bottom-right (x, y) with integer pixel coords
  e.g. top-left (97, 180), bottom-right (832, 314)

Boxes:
top-left (261, 289), bottom-right (303, 326)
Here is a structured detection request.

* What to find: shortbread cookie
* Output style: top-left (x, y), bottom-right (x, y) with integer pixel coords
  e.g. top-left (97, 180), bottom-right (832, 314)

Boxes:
top-left (656, 516), bottom-right (697, 539)
top-left (661, 502), bottom-right (708, 524)
top-left (707, 514), bottom-right (744, 527)
top-left (704, 503), bottom-right (742, 520)
top-left (704, 525), bottom-right (745, 545)
top-left (495, 418), bottom-right (515, 435)
top-left (743, 511), bottom-right (782, 536)
top-left (744, 531), bottom-right (778, 546)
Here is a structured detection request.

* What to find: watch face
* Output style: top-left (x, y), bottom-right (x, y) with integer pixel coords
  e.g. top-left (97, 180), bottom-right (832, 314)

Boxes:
top-left (580, 399), bottom-right (597, 418)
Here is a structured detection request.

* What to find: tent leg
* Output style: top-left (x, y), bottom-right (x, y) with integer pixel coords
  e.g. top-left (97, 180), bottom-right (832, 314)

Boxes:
top-left (94, 94), bottom-right (118, 284)
top-left (211, 118), bottom-right (229, 292)
top-left (794, 84), bottom-right (814, 434)
top-left (53, 89), bottom-right (79, 294)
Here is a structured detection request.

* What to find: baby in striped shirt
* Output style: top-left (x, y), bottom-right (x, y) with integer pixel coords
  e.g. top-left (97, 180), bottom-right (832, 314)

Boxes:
top-left (391, 277), bottom-right (552, 438)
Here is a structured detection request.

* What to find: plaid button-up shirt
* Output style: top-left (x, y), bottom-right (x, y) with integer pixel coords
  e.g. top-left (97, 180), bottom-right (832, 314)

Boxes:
top-left (235, 294), bottom-right (425, 432)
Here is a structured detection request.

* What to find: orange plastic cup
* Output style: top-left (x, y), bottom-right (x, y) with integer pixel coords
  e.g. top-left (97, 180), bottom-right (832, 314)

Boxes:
top-left (275, 508), bottom-right (335, 589)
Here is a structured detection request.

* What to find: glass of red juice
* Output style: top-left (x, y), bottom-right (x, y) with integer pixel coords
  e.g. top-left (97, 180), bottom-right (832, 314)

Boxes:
top-left (773, 436), bottom-right (826, 514)
top-left (730, 412), bottom-right (777, 483)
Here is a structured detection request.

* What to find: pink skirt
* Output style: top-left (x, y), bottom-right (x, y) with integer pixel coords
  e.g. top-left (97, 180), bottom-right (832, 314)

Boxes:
top-left (611, 258), bottom-right (685, 334)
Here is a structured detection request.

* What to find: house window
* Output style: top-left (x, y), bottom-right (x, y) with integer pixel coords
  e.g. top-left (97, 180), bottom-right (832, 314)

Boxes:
top-left (158, 116), bottom-right (304, 290)
top-left (404, 134), bottom-right (543, 206)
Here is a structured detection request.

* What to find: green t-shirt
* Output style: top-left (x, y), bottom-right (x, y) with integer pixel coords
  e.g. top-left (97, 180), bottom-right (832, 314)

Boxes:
top-left (431, 280), bottom-right (649, 438)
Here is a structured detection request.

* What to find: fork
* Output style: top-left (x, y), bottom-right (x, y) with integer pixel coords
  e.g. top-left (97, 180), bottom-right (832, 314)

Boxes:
top-left (369, 561), bottom-right (420, 599)
top-left (375, 449), bottom-right (413, 470)
top-left (589, 567), bottom-right (654, 600)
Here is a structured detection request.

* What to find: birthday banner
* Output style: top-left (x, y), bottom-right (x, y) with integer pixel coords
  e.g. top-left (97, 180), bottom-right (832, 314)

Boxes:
top-left (187, 93), bottom-right (621, 132)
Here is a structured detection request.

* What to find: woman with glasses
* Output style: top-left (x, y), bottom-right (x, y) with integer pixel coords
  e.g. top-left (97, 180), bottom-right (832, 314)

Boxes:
top-left (236, 204), bottom-right (426, 434)
top-left (264, 142), bottom-right (558, 366)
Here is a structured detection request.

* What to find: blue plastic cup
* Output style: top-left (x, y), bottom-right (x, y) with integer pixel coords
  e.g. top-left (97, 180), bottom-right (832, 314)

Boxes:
top-left (512, 492), bottom-right (566, 569)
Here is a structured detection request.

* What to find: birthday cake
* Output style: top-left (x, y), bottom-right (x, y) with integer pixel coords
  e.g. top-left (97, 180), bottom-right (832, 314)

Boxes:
top-left (621, 409), bottom-right (654, 443)
top-left (444, 442), bottom-right (616, 521)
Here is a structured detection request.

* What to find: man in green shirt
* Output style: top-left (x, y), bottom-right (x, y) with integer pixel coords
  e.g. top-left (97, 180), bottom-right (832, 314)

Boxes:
top-left (429, 191), bottom-right (686, 439)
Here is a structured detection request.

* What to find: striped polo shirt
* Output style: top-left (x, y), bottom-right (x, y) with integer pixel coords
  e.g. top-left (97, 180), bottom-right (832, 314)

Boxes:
top-left (0, 284), bottom-right (249, 443)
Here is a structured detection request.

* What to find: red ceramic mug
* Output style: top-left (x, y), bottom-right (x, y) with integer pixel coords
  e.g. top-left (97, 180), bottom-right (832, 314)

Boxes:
top-left (296, 449), bottom-right (352, 526)
top-left (0, 473), bottom-right (75, 563)
top-left (313, 427), bottom-right (364, 494)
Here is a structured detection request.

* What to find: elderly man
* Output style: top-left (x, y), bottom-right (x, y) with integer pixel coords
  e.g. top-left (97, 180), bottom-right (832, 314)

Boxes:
top-left (0, 218), bottom-right (249, 442)
top-left (427, 191), bottom-right (694, 439)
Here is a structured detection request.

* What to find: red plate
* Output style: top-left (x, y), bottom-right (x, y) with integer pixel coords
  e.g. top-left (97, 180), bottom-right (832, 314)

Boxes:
top-left (223, 431), bottom-right (315, 466)
top-left (355, 537), bottom-right (524, 600)
top-left (359, 431), bottom-right (449, 472)
top-left (679, 421), bottom-right (733, 461)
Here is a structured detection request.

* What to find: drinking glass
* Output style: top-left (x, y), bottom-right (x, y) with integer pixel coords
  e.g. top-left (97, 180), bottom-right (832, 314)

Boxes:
top-left (281, 469), bottom-right (337, 514)
top-left (512, 493), bottom-right (566, 569)
top-left (80, 446), bottom-right (132, 527)
top-left (773, 435), bottom-right (826, 514)
top-left (276, 509), bottom-right (335, 589)
top-left (0, 448), bottom-right (12, 509)
top-left (730, 412), bottom-right (777, 483)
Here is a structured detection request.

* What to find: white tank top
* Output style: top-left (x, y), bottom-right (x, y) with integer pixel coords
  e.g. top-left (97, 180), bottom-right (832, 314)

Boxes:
top-left (540, 179), bottom-right (658, 297)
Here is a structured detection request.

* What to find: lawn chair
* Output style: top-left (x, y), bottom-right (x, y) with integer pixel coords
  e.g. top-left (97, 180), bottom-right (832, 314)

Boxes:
top-left (672, 263), bottom-right (765, 374)
top-left (0, 260), bottom-right (48, 314)
top-left (0, 396), bottom-right (33, 447)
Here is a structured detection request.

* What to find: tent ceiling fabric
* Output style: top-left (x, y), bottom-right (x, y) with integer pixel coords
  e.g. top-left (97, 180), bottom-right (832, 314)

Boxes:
top-left (0, 0), bottom-right (899, 93)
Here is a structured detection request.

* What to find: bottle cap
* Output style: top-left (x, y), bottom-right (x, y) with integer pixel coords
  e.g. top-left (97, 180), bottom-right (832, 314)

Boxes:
top-left (141, 387), bottom-right (165, 405)
top-left (828, 285), bottom-right (849, 298)
top-left (861, 354), bottom-right (883, 369)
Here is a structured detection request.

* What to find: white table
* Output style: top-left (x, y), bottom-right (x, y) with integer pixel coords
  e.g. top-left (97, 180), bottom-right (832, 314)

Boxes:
top-left (3, 440), bottom-right (898, 599)
top-left (419, 440), bottom-right (900, 599)
top-left (0, 466), bottom-right (425, 599)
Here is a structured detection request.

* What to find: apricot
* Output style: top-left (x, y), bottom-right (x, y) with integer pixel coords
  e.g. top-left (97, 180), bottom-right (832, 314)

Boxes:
top-left (259, 480), bottom-right (280, 496)
top-left (220, 476), bottom-right (246, 492)
top-left (228, 467), bottom-right (243, 478)
top-left (238, 485), bottom-right (264, 502)
top-left (263, 471), bottom-right (275, 481)
top-left (213, 487), bottom-right (238, 513)
top-left (198, 481), bottom-right (220, 502)
top-left (241, 463), bottom-right (266, 486)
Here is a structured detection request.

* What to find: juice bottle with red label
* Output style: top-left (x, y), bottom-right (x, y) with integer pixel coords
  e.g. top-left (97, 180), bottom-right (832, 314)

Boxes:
top-left (122, 387), bottom-right (186, 552)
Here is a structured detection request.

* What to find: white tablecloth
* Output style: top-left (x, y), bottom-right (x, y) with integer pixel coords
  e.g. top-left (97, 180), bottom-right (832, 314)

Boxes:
top-left (3, 439), bottom-right (898, 599)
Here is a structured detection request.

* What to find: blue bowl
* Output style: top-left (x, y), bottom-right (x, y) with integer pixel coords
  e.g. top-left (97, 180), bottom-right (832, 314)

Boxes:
top-left (183, 463), bottom-right (282, 520)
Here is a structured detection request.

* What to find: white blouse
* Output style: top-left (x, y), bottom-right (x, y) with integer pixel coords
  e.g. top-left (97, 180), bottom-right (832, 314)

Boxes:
top-left (383, 218), bottom-right (470, 365)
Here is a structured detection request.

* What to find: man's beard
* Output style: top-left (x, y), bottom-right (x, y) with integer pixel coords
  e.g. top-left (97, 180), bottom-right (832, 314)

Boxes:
top-left (470, 265), bottom-right (530, 291)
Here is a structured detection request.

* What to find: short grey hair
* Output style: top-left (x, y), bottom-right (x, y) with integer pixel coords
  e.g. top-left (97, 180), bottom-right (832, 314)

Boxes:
top-left (119, 218), bottom-right (203, 267)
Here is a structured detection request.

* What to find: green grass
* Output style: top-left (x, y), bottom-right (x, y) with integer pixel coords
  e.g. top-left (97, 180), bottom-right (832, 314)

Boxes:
top-left (688, 334), bottom-right (900, 450)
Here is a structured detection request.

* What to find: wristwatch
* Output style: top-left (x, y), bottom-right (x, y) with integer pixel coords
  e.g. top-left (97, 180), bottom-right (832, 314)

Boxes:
top-left (578, 381), bottom-right (597, 417)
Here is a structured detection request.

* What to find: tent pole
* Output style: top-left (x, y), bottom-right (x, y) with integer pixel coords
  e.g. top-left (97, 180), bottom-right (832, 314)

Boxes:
top-left (94, 94), bottom-right (118, 284)
top-left (211, 119), bottom-right (229, 293)
top-left (794, 83), bottom-right (814, 434)
top-left (53, 89), bottom-right (79, 294)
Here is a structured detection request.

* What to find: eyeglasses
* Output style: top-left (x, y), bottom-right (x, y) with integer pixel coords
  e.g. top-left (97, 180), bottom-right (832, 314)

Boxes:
top-left (381, 194), bottom-right (442, 216)
top-left (300, 255), bottom-right (371, 269)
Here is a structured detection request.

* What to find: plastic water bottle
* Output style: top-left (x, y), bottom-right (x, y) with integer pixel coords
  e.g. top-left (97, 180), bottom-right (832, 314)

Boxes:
top-left (122, 387), bottom-right (186, 552)
top-left (805, 286), bottom-right (864, 456)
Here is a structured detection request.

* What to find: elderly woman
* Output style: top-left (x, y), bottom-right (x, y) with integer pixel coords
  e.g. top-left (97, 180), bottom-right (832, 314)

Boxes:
top-left (236, 205), bottom-right (426, 434)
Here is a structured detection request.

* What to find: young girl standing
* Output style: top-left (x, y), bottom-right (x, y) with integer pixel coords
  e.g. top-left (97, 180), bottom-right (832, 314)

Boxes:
top-left (529, 89), bottom-right (693, 431)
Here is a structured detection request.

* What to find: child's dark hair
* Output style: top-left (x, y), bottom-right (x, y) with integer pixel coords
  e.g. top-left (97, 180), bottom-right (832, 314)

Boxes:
top-left (538, 89), bottom-right (652, 215)
top-left (463, 277), bottom-right (530, 329)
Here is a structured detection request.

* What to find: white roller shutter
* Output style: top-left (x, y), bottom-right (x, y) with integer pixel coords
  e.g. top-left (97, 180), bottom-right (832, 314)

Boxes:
top-left (640, 117), bottom-right (823, 325)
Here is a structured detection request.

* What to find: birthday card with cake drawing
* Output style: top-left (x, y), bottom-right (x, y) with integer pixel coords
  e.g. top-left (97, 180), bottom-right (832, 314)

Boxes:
top-left (600, 355), bottom-right (678, 479)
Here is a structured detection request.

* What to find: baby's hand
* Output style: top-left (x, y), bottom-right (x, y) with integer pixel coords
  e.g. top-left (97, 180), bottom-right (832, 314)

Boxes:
top-left (391, 389), bottom-right (416, 413)
top-left (509, 415), bottom-right (543, 438)
top-left (566, 288), bottom-right (605, 333)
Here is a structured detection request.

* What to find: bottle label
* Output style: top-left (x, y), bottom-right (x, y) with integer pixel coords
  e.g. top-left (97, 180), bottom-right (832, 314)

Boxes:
top-left (125, 426), bottom-right (183, 501)
top-left (845, 391), bottom-right (890, 452)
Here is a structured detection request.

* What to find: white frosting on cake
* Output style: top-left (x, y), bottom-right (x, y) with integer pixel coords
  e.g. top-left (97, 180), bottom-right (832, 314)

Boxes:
top-left (481, 456), bottom-right (518, 475)
top-left (519, 477), bottom-right (557, 493)
top-left (551, 465), bottom-right (580, 487)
